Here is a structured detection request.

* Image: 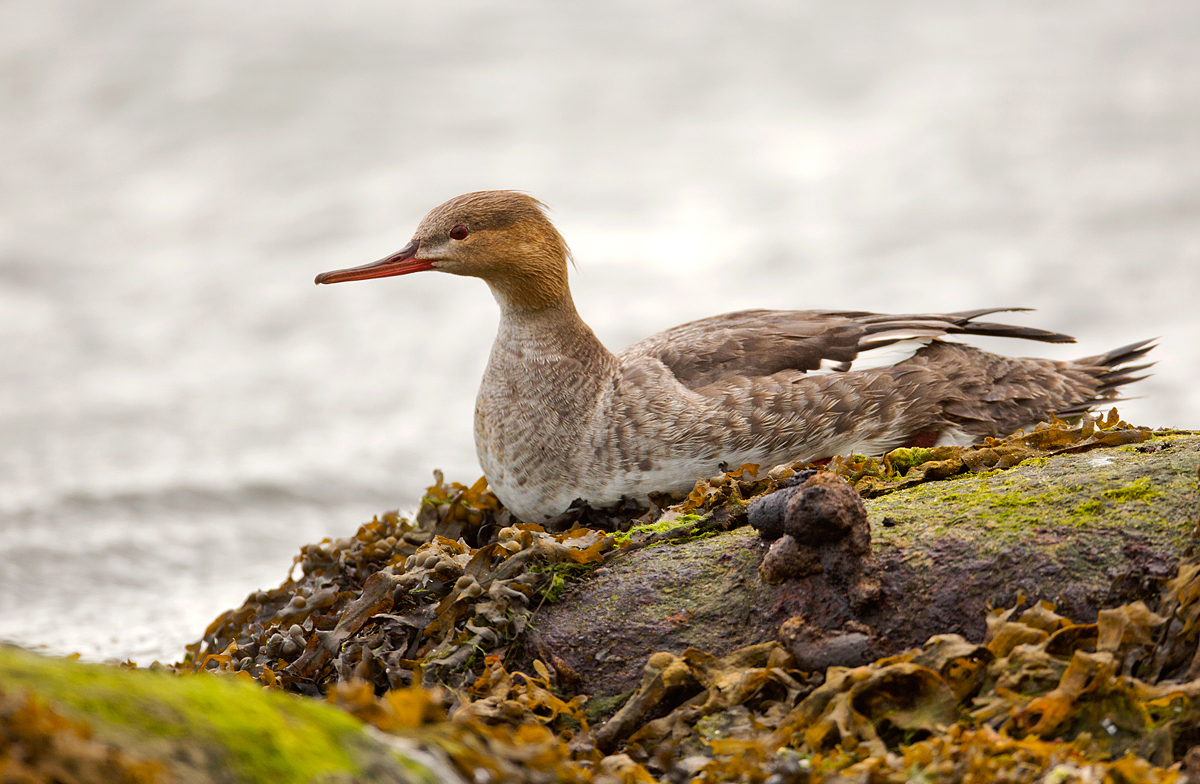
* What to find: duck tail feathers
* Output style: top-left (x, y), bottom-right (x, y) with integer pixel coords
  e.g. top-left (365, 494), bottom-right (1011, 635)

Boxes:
top-left (1074, 338), bottom-right (1158, 370)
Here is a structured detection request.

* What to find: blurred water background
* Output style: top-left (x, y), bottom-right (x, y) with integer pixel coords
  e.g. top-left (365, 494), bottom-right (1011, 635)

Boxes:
top-left (1, 0), bottom-right (1198, 663)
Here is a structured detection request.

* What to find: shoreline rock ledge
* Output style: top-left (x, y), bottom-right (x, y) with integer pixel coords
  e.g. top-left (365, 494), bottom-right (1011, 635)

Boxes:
top-left (525, 431), bottom-right (1200, 699)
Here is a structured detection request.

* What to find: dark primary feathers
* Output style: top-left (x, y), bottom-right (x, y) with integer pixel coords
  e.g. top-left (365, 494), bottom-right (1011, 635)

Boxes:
top-left (621, 307), bottom-right (1081, 391)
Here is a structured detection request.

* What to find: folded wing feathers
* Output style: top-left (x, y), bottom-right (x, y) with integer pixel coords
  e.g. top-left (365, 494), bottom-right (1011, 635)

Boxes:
top-left (822, 337), bottom-right (934, 374)
top-left (836, 308), bottom-right (1077, 373)
top-left (631, 307), bottom-right (1146, 388)
top-left (855, 309), bottom-right (1076, 345)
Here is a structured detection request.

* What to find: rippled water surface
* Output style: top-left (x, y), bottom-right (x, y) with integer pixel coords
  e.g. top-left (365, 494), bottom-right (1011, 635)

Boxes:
top-left (2, 0), bottom-right (1198, 662)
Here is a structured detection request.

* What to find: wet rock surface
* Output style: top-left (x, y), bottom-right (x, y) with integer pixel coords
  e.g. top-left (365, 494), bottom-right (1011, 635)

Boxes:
top-left (530, 432), bottom-right (1200, 699)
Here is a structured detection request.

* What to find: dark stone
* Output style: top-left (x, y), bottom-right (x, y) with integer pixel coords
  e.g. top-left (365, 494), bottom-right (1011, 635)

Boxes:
top-left (779, 615), bottom-right (876, 670)
top-left (758, 535), bottom-right (820, 583)
top-left (747, 486), bottom-right (797, 541)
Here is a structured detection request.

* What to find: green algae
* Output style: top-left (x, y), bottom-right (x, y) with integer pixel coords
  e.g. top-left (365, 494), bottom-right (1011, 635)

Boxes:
top-left (529, 561), bottom-right (599, 605)
top-left (895, 475), bottom-right (1081, 535)
top-left (586, 689), bottom-right (635, 725)
top-left (612, 512), bottom-right (707, 544)
top-left (544, 572), bottom-right (567, 603)
top-left (869, 434), bottom-right (1200, 551)
top-left (1071, 499), bottom-right (1107, 519)
top-left (0, 646), bottom-right (407, 784)
top-left (1102, 477), bottom-right (1161, 502)
top-left (887, 447), bottom-right (937, 474)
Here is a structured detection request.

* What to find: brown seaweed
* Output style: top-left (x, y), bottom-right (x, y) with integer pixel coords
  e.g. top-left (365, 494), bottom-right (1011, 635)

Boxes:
top-left (167, 414), bottom-right (1200, 782)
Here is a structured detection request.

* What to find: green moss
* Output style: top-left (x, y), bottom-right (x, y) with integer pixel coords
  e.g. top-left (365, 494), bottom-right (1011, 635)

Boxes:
top-left (1057, 478), bottom-right (1160, 527)
top-left (395, 755), bottom-right (446, 784)
top-left (1071, 499), bottom-right (1106, 518)
top-left (585, 689), bottom-right (634, 725)
top-left (1102, 477), bottom-right (1160, 502)
top-left (991, 492), bottom-right (1039, 509)
top-left (613, 513), bottom-right (706, 544)
top-left (887, 447), bottom-right (936, 474)
top-left (529, 562), bottom-right (599, 604)
top-left (1018, 457), bottom-right (1050, 468)
top-left (544, 572), bottom-right (567, 603)
top-left (881, 463), bottom-right (1171, 548)
top-left (924, 479), bottom-right (1057, 531)
top-left (0, 647), bottom-right (368, 784)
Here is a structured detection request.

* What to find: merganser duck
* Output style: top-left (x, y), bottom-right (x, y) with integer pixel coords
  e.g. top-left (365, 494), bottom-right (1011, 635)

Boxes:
top-left (316, 191), bottom-right (1154, 522)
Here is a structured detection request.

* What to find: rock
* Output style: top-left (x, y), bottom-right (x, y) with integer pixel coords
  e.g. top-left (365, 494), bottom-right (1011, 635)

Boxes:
top-left (778, 615), bottom-right (877, 670)
top-left (746, 468), bottom-right (817, 540)
top-left (783, 472), bottom-right (869, 548)
top-left (756, 472), bottom-right (873, 585)
top-left (759, 535), bottom-right (818, 583)
top-left (0, 645), bottom-right (444, 784)
top-left (525, 432), bottom-right (1200, 700)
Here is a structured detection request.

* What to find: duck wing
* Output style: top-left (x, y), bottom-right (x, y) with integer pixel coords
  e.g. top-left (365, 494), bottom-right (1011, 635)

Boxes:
top-left (618, 307), bottom-right (1076, 390)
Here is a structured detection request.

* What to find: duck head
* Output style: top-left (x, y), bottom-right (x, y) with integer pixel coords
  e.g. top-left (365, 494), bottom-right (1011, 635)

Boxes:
top-left (315, 190), bottom-right (573, 312)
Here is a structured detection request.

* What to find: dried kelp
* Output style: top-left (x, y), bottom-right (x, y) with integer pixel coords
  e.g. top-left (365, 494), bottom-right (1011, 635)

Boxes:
top-left (170, 413), bottom-right (1200, 782)
top-left (842, 409), bottom-right (1150, 498)
top-left (181, 543), bottom-right (1200, 781)
top-left (183, 475), bottom-right (614, 696)
top-left (271, 587), bottom-right (1200, 783)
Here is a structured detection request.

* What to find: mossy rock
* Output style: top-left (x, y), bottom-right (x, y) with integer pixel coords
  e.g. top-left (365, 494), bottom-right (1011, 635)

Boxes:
top-left (527, 432), bottom-right (1200, 700)
top-left (0, 645), bottom-right (441, 784)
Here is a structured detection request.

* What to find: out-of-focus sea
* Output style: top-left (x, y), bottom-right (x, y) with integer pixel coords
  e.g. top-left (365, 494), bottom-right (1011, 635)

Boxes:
top-left (1, 0), bottom-right (1197, 663)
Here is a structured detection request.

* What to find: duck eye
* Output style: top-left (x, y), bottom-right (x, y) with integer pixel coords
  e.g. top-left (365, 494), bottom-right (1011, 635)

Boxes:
top-left (449, 225), bottom-right (469, 241)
